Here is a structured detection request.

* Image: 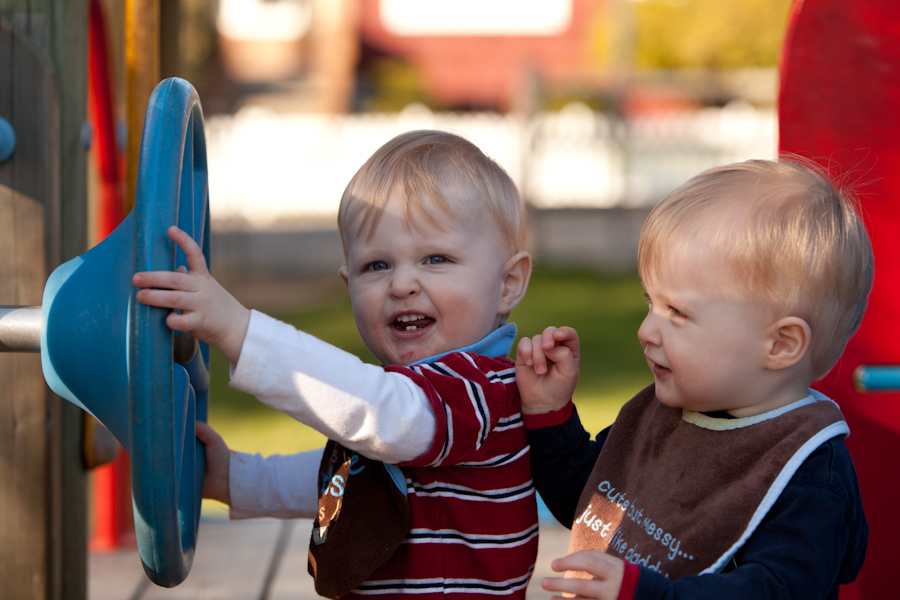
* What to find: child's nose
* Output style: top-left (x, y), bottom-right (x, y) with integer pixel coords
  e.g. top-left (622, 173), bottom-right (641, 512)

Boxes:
top-left (637, 312), bottom-right (660, 347)
top-left (389, 266), bottom-right (420, 298)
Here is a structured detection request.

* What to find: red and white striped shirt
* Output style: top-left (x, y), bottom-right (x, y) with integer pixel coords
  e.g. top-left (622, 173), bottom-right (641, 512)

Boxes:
top-left (229, 312), bottom-right (538, 598)
top-left (351, 353), bottom-right (538, 597)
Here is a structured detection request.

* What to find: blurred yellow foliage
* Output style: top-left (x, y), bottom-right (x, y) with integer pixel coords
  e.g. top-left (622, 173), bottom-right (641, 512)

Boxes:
top-left (634, 0), bottom-right (794, 69)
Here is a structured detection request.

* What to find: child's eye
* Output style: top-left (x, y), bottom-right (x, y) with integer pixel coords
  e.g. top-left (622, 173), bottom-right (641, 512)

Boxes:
top-left (425, 255), bottom-right (448, 265)
top-left (668, 306), bottom-right (687, 319)
top-left (366, 261), bottom-right (390, 272)
top-left (641, 292), bottom-right (650, 305)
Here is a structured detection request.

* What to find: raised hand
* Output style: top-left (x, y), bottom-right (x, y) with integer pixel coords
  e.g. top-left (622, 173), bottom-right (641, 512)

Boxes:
top-left (132, 226), bottom-right (250, 364)
top-left (515, 326), bottom-right (580, 415)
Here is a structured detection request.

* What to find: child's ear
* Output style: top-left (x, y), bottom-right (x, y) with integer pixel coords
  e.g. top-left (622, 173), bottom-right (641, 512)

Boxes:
top-left (764, 316), bottom-right (811, 370)
top-left (499, 251), bottom-right (532, 316)
top-left (339, 266), bottom-right (350, 290)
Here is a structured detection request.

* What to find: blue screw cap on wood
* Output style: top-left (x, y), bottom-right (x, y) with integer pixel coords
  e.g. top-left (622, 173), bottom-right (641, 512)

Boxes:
top-left (0, 115), bottom-right (15, 164)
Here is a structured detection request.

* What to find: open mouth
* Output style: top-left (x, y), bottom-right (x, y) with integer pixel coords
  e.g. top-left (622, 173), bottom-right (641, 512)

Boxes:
top-left (394, 314), bottom-right (435, 331)
top-left (647, 357), bottom-right (671, 376)
top-left (650, 362), bottom-right (672, 376)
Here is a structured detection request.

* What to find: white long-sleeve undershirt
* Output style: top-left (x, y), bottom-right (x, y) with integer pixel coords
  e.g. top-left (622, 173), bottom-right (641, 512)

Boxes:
top-left (229, 448), bottom-right (323, 519)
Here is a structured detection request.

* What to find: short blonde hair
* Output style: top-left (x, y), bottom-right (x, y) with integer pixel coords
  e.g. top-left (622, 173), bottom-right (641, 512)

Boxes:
top-left (638, 158), bottom-right (874, 378)
top-left (338, 130), bottom-right (526, 256)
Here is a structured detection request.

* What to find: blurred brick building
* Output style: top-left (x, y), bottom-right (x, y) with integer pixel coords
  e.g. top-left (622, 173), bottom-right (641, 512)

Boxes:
top-left (213, 1), bottom-right (773, 115)
top-left (215, 0), bottom-right (607, 113)
top-left (358, 0), bottom-right (605, 112)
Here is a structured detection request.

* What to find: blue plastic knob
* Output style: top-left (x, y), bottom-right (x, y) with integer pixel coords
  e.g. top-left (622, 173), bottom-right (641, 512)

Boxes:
top-left (0, 115), bottom-right (15, 164)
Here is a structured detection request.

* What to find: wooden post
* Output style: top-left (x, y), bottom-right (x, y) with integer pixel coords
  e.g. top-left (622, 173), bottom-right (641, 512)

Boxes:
top-left (124, 0), bottom-right (159, 213)
top-left (0, 1), bottom-right (88, 598)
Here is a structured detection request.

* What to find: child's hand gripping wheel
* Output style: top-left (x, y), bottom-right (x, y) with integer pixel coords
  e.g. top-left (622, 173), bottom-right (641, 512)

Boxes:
top-left (38, 77), bottom-right (210, 587)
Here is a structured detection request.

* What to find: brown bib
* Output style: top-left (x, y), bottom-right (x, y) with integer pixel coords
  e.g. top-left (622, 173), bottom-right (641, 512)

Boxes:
top-left (569, 386), bottom-right (847, 581)
top-left (308, 440), bottom-right (412, 598)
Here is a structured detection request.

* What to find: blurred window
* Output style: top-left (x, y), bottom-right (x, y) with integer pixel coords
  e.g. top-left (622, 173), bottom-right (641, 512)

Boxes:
top-left (380, 0), bottom-right (572, 36)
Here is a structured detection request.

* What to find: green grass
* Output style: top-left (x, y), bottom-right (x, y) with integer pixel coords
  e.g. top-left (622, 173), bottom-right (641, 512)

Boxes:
top-left (207, 268), bottom-right (652, 457)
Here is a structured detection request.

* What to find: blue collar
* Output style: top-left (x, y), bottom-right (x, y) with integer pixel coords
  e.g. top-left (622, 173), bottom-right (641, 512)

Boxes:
top-left (409, 323), bottom-right (517, 366)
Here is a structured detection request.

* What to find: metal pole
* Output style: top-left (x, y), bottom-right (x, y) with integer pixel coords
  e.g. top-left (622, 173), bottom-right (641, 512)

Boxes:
top-left (0, 306), bottom-right (42, 352)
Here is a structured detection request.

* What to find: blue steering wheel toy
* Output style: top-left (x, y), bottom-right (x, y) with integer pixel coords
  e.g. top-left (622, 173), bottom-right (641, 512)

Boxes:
top-left (0, 77), bottom-right (210, 587)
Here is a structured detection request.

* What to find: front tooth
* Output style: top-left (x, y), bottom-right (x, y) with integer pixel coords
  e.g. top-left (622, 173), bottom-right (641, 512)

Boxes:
top-left (406, 325), bottom-right (416, 331)
top-left (398, 314), bottom-right (424, 323)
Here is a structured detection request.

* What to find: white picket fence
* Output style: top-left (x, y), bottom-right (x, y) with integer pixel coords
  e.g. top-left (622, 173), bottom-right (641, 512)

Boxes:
top-left (205, 101), bottom-right (777, 228)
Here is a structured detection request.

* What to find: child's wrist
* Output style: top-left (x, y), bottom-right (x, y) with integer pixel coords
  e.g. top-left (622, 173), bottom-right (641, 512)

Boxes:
top-left (617, 560), bottom-right (639, 600)
top-left (522, 401), bottom-right (574, 429)
top-left (220, 307), bottom-right (251, 365)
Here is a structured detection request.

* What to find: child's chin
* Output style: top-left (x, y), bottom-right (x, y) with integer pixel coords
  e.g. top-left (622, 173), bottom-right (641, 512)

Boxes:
top-left (654, 388), bottom-right (682, 409)
top-left (394, 348), bottom-right (431, 366)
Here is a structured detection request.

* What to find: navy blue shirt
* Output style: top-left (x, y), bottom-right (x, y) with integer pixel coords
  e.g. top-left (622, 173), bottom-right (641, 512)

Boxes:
top-left (527, 405), bottom-right (868, 599)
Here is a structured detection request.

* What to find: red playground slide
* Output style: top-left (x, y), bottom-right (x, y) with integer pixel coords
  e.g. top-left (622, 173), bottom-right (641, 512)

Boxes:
top-left (779, 0), bottom-right (900, 597)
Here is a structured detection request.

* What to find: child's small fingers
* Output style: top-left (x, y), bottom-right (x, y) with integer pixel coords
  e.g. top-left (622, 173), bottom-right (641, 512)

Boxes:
top-left (132, 269), bottom-right (192, 291)
top-left (167, 226), bottom-right (196, 254)
top-left (165, 311), bottom-right (188, 332)
top-left (555, 327), bottom-right (581, 358)
top-left (168, 226), bottom-right (209, 275)
top-left (552, 550), bottom-right (619, 579)
top-left (166, 310), bottom-right (204, 333)
top-left (530, 334), bottom-right (550, 374)
top-left (541, 576), bottom-right (560, 590)
top-left (516, 336), bottom-right (534, 364)
top-left (195, 421), bottom-right (222, 445)
top-left (195, 421), bottom-right (214, 442)
top-left (131, 271), bottom-right (158, 289)
top-left (541, 576), bottom-right (592, 599)
top-left (167, 225), bottom-right (192, 245)
top-left (553, 326), bottom-right (575, 341)
top-left (541, 577), bottom-right (566, 592)
top-left (135, 288), bottom-right (185, 309)
top-left (540, 326), bottom-right (560, 349)
top-left (543, 345), bottom-right (574, 367)
top-left (554, 327), bottom-right (580, 350)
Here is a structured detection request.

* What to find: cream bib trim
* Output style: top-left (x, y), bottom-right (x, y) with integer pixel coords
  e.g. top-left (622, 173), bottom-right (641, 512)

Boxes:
top-left (681, 389), bottom-right (838, 431)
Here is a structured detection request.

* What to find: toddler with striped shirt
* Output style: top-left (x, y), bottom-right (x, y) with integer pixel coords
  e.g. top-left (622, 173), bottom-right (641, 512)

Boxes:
top-left (134, 130), bottom-right (541, 598)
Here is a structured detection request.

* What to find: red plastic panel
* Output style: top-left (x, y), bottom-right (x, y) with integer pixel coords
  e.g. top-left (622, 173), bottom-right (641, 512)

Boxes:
top-left (779, 1), bottom-right (900, 597)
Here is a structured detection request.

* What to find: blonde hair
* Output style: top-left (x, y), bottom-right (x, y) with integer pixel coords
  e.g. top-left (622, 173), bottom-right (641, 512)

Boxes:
top-left (338, 130), bottom-right (526, 256)
top-left (638, 158), bottom-right (874, 378)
